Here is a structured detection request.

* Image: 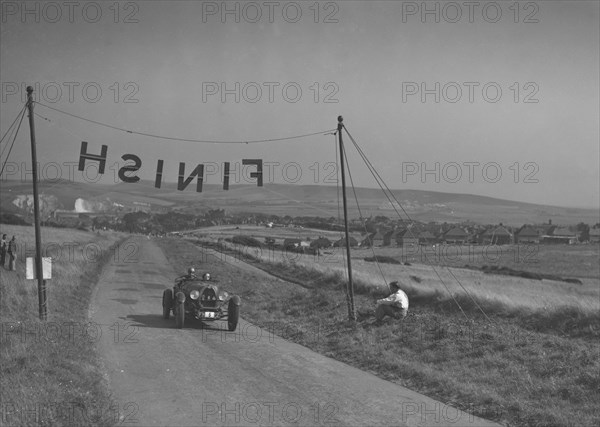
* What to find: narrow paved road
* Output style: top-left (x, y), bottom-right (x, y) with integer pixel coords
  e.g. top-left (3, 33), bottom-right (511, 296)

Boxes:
top-left (90, 236), bottom-right (498, 426)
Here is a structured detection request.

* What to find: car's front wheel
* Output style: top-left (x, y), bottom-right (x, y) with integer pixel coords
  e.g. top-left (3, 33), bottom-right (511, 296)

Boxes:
top-left (175, 300), bottom-right (185, 329)
top-left (162, 289), bottom-right (173, 319)
top-left (228, 299), bottom-right (239, 331)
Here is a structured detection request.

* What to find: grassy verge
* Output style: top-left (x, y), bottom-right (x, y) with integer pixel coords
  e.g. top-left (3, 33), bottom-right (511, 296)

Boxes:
top-left (0, 225), bottom-right (128, 426)
top-left (158, 236), bottom-right (599, 427)
top-left (197, 239), bottom-right (599, 339)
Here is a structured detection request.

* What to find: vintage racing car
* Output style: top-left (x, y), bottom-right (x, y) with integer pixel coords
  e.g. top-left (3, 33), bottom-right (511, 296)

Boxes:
top-left (162, 271), bottom-right (240, 331)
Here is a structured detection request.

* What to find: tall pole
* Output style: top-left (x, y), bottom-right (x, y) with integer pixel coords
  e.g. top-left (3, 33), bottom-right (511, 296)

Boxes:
top-left (26, 86), bottom-right (46, 320)
top-left (337, 116), bottom-right (356, 321)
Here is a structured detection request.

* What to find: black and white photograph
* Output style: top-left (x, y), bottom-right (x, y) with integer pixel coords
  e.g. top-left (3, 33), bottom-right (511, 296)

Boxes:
top-left (1, 1), bottom-right (599, 426)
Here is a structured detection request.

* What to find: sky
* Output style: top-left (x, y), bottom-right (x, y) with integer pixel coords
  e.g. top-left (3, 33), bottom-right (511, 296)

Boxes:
top-left (1, 0), bottom-right (598, 209)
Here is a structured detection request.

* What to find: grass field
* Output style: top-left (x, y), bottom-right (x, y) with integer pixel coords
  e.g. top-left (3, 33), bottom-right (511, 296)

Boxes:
top-left (0, 225), bottom-right (127, 426)
top-left (189, 226), bottom-right (600, 316)
top-left (157, 232), bottom-right (600, 426)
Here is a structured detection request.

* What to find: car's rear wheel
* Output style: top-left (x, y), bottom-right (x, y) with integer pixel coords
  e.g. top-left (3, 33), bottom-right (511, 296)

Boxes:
top-left (162, 289), bottom-right (173, 319)
top-left (175, 301), bottom-right (185, 329)
top-left (228, 300), bottom-right (239, 331)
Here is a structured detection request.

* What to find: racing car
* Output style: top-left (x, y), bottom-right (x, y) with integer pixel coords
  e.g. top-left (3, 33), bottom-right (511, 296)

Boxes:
top-left (162, 270), bottom-right (240, 331)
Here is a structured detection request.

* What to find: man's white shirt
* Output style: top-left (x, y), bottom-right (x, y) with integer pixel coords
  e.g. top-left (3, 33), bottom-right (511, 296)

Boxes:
top-left (377, 289), bottom-right (409, 310)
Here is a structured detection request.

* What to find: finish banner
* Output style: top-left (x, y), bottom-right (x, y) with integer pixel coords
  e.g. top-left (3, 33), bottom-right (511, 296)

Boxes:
top-left (77, 141), bottom-right (263, 193)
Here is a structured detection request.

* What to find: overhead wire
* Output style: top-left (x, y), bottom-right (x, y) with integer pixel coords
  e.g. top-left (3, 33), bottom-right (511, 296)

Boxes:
top-left (342, 124), bottom-right (475, 322)
top-left (1, 104), bottom-right (27, 146)
top-left (344, 126), bottom-right (470, 321)
top-left (7, 98), bottom-right (492, 321)
top-left (339, 131), bottom-right (389, 290)
top-left (35, 102), bottom-right (335, 145)
top-left (343, 125), bottom-right (473, 319)
top-left (0, 105), bottom-right (27, 177)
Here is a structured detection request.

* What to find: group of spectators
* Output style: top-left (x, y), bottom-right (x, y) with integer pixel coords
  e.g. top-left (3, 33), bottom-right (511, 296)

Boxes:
top-left (0, 234), bottom-right (17, 271)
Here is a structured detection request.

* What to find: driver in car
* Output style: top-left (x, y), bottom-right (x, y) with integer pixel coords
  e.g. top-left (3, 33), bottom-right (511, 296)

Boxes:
top-left (186, 267), bottom-right (197, 279)
top-left (176, 267), bottom-right (197, 286)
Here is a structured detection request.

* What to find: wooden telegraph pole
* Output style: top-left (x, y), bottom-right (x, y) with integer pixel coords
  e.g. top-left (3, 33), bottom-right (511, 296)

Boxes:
top-left (26, 86), bottom-right (46, 320)
top-left (337, 116), bottom-right (356, 321)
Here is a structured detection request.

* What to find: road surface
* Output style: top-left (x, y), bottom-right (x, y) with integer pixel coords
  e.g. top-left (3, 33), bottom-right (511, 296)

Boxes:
top-left (90, 236), bottom-right (498, 426)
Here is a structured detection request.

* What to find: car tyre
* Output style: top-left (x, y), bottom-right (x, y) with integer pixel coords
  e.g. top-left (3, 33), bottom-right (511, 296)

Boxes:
top-left (228, 299), bottom-right (239, 331)
top-left (162, 289), bottom-right (173, 319)
top-left (175, 300), bottom-right (185, 329)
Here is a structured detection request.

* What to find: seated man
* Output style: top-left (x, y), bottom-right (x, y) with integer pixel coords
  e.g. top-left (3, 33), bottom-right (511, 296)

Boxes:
top-left (202, 273), bottom-right (211, 281)
top-left (375, 281), bottom-right (409, 322)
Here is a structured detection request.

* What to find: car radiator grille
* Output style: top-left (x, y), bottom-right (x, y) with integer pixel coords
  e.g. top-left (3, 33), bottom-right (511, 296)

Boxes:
top-left (200, 288), bottom-right (217, 308)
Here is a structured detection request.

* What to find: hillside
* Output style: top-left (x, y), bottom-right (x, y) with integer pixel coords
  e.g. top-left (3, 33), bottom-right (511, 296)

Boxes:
top-left (1, 179), bottom-right (598, 225)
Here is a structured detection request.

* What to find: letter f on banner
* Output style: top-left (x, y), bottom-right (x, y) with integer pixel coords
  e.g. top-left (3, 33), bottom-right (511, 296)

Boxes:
top-left (242, 159), bottom-right (263, 186)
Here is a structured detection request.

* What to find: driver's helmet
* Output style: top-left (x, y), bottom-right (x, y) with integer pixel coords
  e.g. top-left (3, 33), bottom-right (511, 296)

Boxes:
top-left (187, 267), bottom-right (196, 277)
top-left (203, 273), bottom-right (211, 281)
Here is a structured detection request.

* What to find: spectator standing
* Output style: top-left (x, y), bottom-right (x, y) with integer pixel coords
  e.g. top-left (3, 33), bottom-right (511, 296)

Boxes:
top-left (7, 236), bottom-right (17, 271)
top-left (0, 234), bottom-right (7, 268)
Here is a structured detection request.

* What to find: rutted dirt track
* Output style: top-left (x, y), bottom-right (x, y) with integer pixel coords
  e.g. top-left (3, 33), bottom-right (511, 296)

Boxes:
top-left (90, 236), bottom-right (498, 426)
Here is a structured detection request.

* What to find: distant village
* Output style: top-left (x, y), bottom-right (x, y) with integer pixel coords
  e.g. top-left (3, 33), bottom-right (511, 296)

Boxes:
top-left (3, 205), bottom-right (597, 247)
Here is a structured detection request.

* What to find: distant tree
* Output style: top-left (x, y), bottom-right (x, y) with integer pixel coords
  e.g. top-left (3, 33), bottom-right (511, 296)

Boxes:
top-left (0, 213), bottom-right (30, 226)
top-left (205, 209), bottom-right (226, 225)
top-left (576, 222), bottom-right (590, 242)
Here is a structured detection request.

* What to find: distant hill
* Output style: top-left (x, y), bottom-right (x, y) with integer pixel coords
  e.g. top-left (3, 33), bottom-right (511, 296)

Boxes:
top-left (1, 179), bottom-right (598, 225)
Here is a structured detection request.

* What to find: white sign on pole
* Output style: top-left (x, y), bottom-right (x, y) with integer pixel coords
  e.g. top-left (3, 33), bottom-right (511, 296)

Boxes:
top-left (26, 257), bottom-right (52, 280)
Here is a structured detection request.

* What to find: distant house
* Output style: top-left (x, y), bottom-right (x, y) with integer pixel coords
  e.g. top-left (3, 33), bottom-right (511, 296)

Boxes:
top-left (360, 229), bottom-right (388, 247)
top-left (417, 230), bottom-right (438, 245)
top-left (442, 227), bottom-right (469, 244)
top-left (543, 227), bottom-right (579, 244)
top-left (310, 237), bottom-right (332, 249)
top-left (372, 229), bottom-right (387, 246)
top-left (395, 229), bottom-right (419, 247)
top-left (360, 232), bottom-right (376, 248)
top-left (536, 223), bottom-right (556, 236)
top-left (589, 228), bottom-right (600, 244)
top-left (361, 229), bottom-right (387, 247)
top-left (480, 225), bottom-right (513, 245)
top-left (383, 229), bottom-right (399, 247)
top-left (515, 225), bottom-right (542, 244)
top-left (333, 236), bottom-right (359, 247)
